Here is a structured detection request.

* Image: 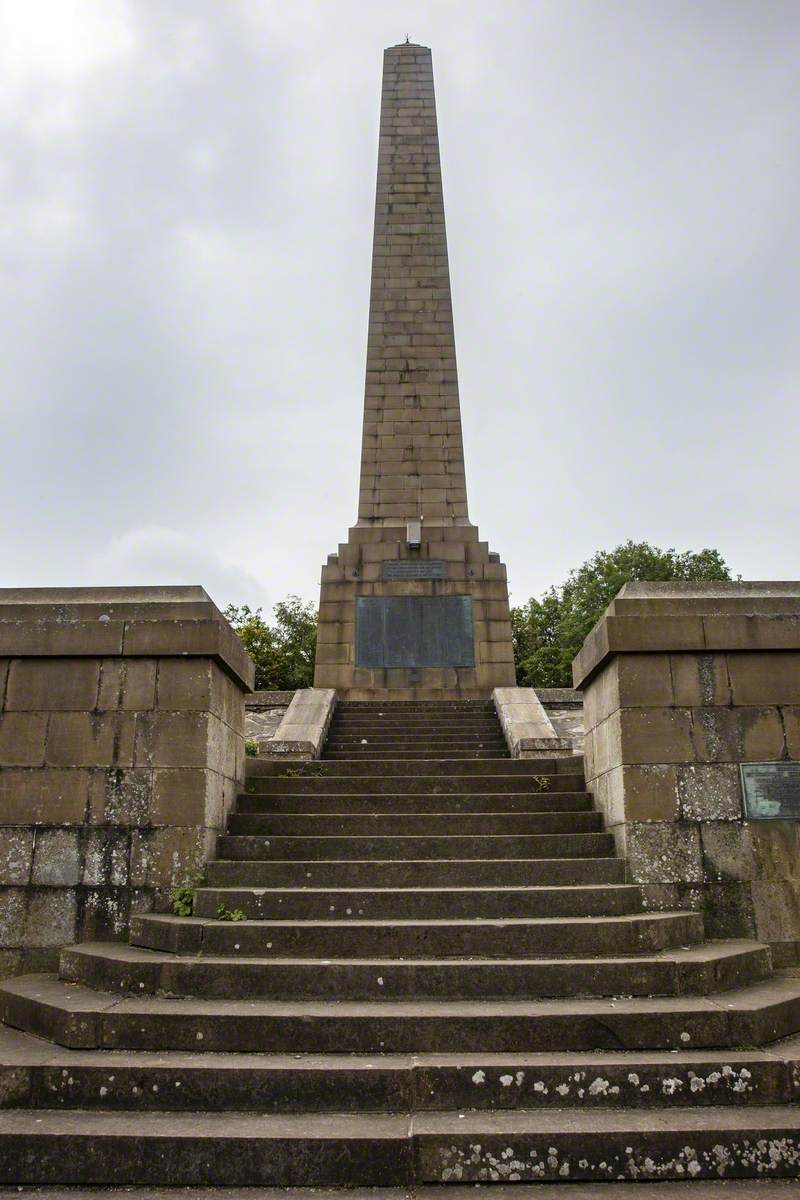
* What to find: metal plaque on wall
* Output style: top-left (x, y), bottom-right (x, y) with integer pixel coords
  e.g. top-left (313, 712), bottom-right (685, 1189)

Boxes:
top-left (740, 762), bottom-right (800, 819)
top-left (381, 559), bottom-right (448, 581)
top-left (356, 595), bottom-right (474, 668)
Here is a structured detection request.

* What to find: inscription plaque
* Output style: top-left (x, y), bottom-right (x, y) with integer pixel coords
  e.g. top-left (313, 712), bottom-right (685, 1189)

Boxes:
top-left (356, 595), bottom-right (474, 669)
top-left (740, 762), bottom-right (800, 820)
top-left (382, 559), bottom-right (447, 581)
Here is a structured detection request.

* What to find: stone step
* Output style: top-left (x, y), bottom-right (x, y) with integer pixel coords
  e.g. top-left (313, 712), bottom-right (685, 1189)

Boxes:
top-left (323, 750), bottom-right (511, 759)
top-left (4, 973), bottom-right (800, 1053)
top-left (324, 738), bottom-right (509, 750)
top-left (245, 774), bottom-right (583, 795)
top-left (327, 720), bottom-right (505, 732)
top-left (414, 1106), bottom-right (800, 1183)
top-left (236, 791), bottom-right (595, 814)
top-left (337, 701), bottom-right (495, 710)
top-left (216, 831), bottom-right (616, 861)
top-left (246, 758), bottom-right (583, 778)
top-left (60, 940), bottom-right (768, 1001)
top-left (4, 1023), bottom-right (796, 1113)
top-left (129, 911), bottom-right (704, 959)
top-left (225, 811), bottom-right (603, 838)
top-left (193, 882), bottom-right (642, 920)
top-left (205, 856), bottom-right (628, 889)
top-left (4, 1101), bottom-right (800, 1186)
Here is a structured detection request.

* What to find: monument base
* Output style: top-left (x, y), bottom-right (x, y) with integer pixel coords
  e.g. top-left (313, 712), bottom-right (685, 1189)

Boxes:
top-left (313, 523), bottom-right (516, 699)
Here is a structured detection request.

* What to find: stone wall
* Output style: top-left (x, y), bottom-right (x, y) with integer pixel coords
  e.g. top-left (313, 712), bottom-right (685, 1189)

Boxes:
top-left (537, 688), bottom-right (584, 754)
top-left (573, 582), bottom-right (800, 961)
top-left (0, 587), bottom-right (254, 977)
top-left (245, 691), bottom-right (295, 750)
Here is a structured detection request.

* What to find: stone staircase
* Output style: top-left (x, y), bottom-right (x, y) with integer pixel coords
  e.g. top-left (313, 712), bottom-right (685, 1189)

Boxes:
top-left (1, 698), bottom-right (800, 1185)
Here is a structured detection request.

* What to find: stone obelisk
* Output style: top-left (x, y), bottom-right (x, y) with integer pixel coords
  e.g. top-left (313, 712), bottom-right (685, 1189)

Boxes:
top-left (314, 42), bottom-right (515, 698)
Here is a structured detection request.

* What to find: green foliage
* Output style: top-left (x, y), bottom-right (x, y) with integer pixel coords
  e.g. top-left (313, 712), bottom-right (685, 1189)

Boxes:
top-left (244, 738), bottom-right (259, 757)
top-left (217, 903), bottom-right (246, 922)
top-left (512, 541), bottom-right (732, 689)
top-left (225, 595), bottom-right (318, 691)
top-left (171, 859), bottom-right (205, 917)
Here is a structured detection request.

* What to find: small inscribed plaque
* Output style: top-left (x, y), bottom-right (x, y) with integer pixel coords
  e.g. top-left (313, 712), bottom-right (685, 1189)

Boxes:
top-left (382, 559), bottom-right (447, 581)
top-left (740, 762), bottom-right (800, 820)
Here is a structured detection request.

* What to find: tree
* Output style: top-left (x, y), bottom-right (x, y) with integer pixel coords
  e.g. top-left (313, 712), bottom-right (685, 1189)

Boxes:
top-left (512, 541), bottom-right (732, 689)
top-left (224, 595), bottom-right (318, 690)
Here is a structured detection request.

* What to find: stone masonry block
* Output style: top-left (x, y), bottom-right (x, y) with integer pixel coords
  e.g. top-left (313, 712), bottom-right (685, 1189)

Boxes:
top-left (618, 707), bottom-right (695, 765)
top-left (0, 768), bottom-right (89, 825)
top-left (97, 659), bottom-right (157, 711)
top-left (81, 828), bottom-right (131, 888)
top-left (750, 878), bottom-right (800, 944)
top-left (46, 712), bottom-right (135, 768)
top-left (0, 828), bottom-right (33, 885)
top-left (620, 764), bottom-right (679, 822)
top-left (151, 768), bottom-right (213, 828)
top-left (726, 652), bottom-right (800, 706)
top-left (677, 763), bottom-right (742, 821)
top-left (87, 768), bottom-right (153, 826)
top-left (0, 713), bottom-right (47, 766)
top-left (0, 889), bottom-right (26, 947)
top-left (626, 821), bottom-right (703, 884)
top-left (749, 821), bottom-right (800, 881)
top-left (24, 888), bottom-right (77, 947)
top-left (700, 822), bottom-right (755, 882)
top-left (616, 654), bottom-right (674, 707)
top-left (691, 706), bottom-right (785, 762)
top-left (130, 826), bottom-right (206, 890)
top-left (670, 654), bottom-right (731, 707)
top-left (31, 828), bottom-right (81, 886)
top-left (157, 659), bottom-right (213, 711)
top-left (134, 711), bottom-right (210, 769)
top-left (5, 658), bottom-right (100, 711)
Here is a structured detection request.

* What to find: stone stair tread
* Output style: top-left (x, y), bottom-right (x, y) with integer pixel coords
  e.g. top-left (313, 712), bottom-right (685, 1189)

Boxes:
top-left (134, 910), bottom-right (696, 931)
top-left (65, 937), bottom-right (768, 966)
top-left (0, 1107), bottom-right (408, 1137)
top-left (414, 1104), bottom-right (800, 1133)
top-left (7, 972), bottom-right (800, 1019)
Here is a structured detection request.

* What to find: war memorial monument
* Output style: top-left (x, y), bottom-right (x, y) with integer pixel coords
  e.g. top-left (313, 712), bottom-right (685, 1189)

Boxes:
top-left (0, 41), bottom-right (800, 1188)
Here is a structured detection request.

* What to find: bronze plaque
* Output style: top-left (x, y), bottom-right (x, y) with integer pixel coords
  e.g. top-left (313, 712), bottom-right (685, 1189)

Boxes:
top-left (356, 595), bottom-right (474, 668)
top-left (382, 560), bottom-right (448, 581)
top-left (740, 762), bottom-right (800, 819)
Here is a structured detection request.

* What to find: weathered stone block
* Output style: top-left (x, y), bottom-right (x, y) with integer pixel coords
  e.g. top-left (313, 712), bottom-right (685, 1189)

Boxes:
top-left (0, 713), bottom-right (47, 766)
top-left (81, 829), bottom-right (131, 888)
top-left (700, 822), bottom-right (755, 882)
top-left (618, 707), bottom-right (694, 764)
top-left (670, 653), bottom-right (731, 707)
top-left (135, 711), bottom-right (209, 769)
top-left (726, 651), bottom-right (800, 706)
top-left (626, 822), bottom-right (703, 884)
top-left (0, 768), bottom-right (89, 824)
top-left (151, 768), bottom-right (211, 827)
top-left (46, 712), bottom-right (135, 768)
top-left (691, 706), bottom-right (785, 762)
top-left (31, 829), bottom-right (81, 886)
top-left (24, 888), bottom-right (77, 947)
top-left (130, 826), bottom-right (206, 889)
top-left (0, 888), bottom-right (26, 947)
top-left (620, 764), bottom-right (679, 822)
top-left (156, 659), bottom-right (213, 711)
top-left (5, 659), bottom-right (100, 711)
top-left (97, 659), bottom-right (157, 711)
top-left (0, 828), bottom-right (33, 885)
top-left (677, 764), bottom-right (742, 821)
top-left (88, 768), bottom-right (152, 826)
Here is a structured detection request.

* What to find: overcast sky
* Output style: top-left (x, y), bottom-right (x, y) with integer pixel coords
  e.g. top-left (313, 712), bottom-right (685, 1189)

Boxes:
top-left (1, 1), bottom-right (798, 615)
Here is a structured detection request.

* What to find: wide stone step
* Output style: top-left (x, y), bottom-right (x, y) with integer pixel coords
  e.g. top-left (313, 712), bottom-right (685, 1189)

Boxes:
top-left (5, 1023), bottom-right (796, 1113)
top-left (246, 774), bottom-right (585, 794)
top-left (205, 856), bottom-right (628, 888)
top-left (3, 973), bottom-right (800, 1052)
top-left (226, 811), bottom-right (603, 837)
top-left (415, 1106), bottom-right (800, 1183)
top-left (324, 738), bottom-right (509, 750)
top-left (4, 1103), bottom-right (800, 1185)
top-left (129, 911), bottom-right (704, 959)
top-left (337, 701), bottom-right (495, 711)
top-left (61, 940), bottom-right (769, 1001)
top-left (236, 791), bottom-right (595, 814)
top-left (216, 831), bottom-right (615, 861)
top-left (246, 758), bottom-right (583, 778)
top-left (323, 750), bottom-right (511, 759)
top-left (193, 882), bottom-right (642, 920)
top-left (327, 720), bottom-right (505, 732)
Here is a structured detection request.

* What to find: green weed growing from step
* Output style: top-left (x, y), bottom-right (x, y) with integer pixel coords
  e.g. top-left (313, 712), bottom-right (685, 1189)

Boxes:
top-left (171, 859), bottom-right (205, 917)
top-left (217, 903), bottom-right (246, 922)
top-left (244, 738), bottom-right (259, 757)
top-left (532, 775), bottom-right (551, 792)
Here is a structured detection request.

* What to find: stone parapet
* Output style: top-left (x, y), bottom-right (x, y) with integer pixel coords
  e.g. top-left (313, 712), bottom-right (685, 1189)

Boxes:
top-left (266, 689), bottom-right (336, 759)
top-left (573, 582), bottom-right (800, 961)
top-left (492, 687), bottom-right (572, 759)
top-left (0, 587), bottom-right (254, 977)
